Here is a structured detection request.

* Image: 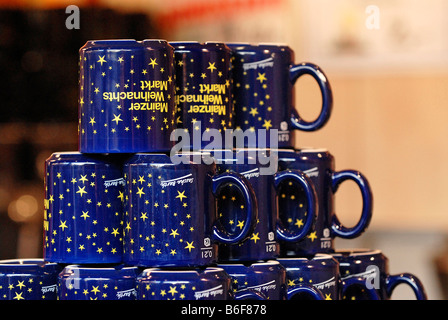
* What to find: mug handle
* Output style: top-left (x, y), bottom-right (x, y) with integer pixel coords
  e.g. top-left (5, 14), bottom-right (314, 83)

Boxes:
top-left (275, 170), bottom-right (317, 242)
top-left (211, 171), bottom-right (258, 244)
top-left (234, 289), bottom-right (268, 300)
top-left (287, 285), bottom-right (325, 300)
top-left (331, 170), bottom-right (373, 239)
top-left (386, 273), bottom-right (428, 300)
top-left (289, 62), bottom-right (333, 131)
top-left (341, 277), bottom-right (381, 300)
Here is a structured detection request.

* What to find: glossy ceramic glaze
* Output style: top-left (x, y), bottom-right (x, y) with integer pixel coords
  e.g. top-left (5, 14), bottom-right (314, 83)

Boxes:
top-left (332, 248), bottom-right (427, 300)
top-left (227, 43), bottom-right (332, 148)
top-left (122, 152), bottom-right (257, 267)
top-left (278, 254), bottom-right (379, 300)
top-left (277, 148), bottom-right (373, 256)
top-left (0, 259), bottom-right (62, 300)
top-left (210, 149), bottom-right (317, 262)
top-left (277, 254), bottom-right (340, 300)
top-left (43, 152), bottom-right (124, 264)
top-left (58, 264), bottom-right (140, 300)
top-left (171, 41), bottom-right (233, 150)
top-left (78, 39), bottom-right (176, 153)
top-left (217, 260), bottom-right (287, 300)
top-left (136, 267), bottom-right (232, 300)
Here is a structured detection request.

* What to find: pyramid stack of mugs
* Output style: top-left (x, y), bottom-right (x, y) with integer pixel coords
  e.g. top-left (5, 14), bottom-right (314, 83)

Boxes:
top-left (0, 40), bottom-right (427, 300)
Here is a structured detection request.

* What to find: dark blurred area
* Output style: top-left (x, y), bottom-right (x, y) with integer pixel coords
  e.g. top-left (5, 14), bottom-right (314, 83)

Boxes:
top-left (0, 6), bottom-right (159, 259)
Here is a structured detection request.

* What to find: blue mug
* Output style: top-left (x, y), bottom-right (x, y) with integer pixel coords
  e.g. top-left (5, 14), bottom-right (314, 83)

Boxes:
top-left (43, 152), bottom-right (125, 264)
top-left (278, 254), bottom-right (380, 300)
top-left (217, 260), bottom-right (287, 300)
top-left (78, 39), bottom-right (176, 153)
top-left (122, 152), bottom-right (257, 267)
top-left (210, 149), bottom-right (317, 262)
top-left (0, 259), bottom-right (61, 300)
top-left (170, 41), bottom-right (233, 150)
top-left (332, 249), bottom-right (427, 300)
top-left (227, 43), bottom-right (332, 148)
top-left (136, 267), bottom-right (232, 300)
top-left (58, 264), bottom-right (140, 300)
top-left (277, 148), bottom-right (373, 256)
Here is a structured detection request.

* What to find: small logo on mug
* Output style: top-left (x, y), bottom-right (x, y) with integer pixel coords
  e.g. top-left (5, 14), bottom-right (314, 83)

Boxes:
top-left (41, 284), bottom-right (57, 294)
top-left (116, 288), bottom-right (137, 299)
top-left (194, 284), bottom-right (224, 300)
top-left (204, 238), bottom-right (211, 247)
top-left (313, 276), bottom-right (336, 291)
top-left (304, 167), bottom-right (319, 177)
top-left (245, 280), bottom-right (277, 293)
top-left (241, 168), bottom-right (260, 179)
top-left (160, 174), bottom-right (194, 188)
top-left (104, 178), bottom-right (126, 188)
top-left (280, 121), bottom-right (288, 131)
top-left (268, 232), bottom-right (275, 241)
top-left (242, 57), bottom-right (275, 71)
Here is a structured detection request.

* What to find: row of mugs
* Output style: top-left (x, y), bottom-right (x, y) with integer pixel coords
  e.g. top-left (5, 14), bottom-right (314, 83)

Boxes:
top-left (43, 148), bottom-right (372, 266)
top-left (78, 40), bottom-right (333, 152)
top-left (0, 249), bottom-right (426, 300)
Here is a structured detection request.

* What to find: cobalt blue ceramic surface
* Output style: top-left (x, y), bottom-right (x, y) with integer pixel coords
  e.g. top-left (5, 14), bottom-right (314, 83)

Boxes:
top-left (171, 41), bottom-right (233, 150)
top-left (122, 152), bottom-right (257, 267)
top-left (210, 149), bottom-right (317, 262)
top-left (0, 259), bottom-right (62, 300)
top-left (277, 148), bottom-right (373, 256)
top-left (332, 249), bottom-right (427, 300)
top-left (227, 43), bottom-right (332, 148)
top-left (217, 260), bottom-right (287, 300)
top-left (78, 39), bottom-right (176, 153)
top-left (277, 254), bottom-right (379, 300)
top-left (136, 267), bottom-right (232, 300)
top-left (58, 264), bottom-right (140, 300)
top-left (43, 152), bottom-right (124, 264)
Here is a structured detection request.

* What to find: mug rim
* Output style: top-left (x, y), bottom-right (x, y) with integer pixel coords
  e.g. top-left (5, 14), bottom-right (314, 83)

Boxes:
top-left (332, 248), bottom-right (383, 257)
top-left (170, 41), bottom-right (229, 50)
top-left (0, 258), bottom-right (60, 275)
top-left (126, 152), bottom-right (215, 166)
top-left (276, 148), bottom-right (329, 154)
top-left (46, 151), bottom-right (114, 164)
top-left (141, 266), bottom-right (225, 276)
top-left (82, 39), bottom-right (141, 49)
top-left (277, 253), bottom-right (335, 262)
top-left (0, 258), bottom-right (58, 267)
top-left (62, 264), bottom-right (139, 276)
top-left (217, 259), bottom-right (281, 268)
top-left (209, 148), bottom-right (274, 162)
top-left (227, 42), bottom-right (290, 49)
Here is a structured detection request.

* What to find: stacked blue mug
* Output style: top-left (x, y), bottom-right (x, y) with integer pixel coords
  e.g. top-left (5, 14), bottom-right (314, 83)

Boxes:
top-left (0, 39), bottom-right (427, 301)
top-left (226, 43), bottom-right (426, 300)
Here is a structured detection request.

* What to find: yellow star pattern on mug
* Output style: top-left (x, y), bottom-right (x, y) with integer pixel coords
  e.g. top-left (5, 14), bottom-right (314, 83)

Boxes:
top-left (0, 277), bottom-right (58, 300)
top-left (233, 55), bottom-right (274, 131)
top-left (137, 282), bottom-right (195, 300)
top-left (123, 172), bottom-right (201, 260)
top-left (79, 43), bottom-right (176, 142)
top-left (44, 167), bottom-right (123, 260)
top-left (62, 282), bottom-right (137, 300)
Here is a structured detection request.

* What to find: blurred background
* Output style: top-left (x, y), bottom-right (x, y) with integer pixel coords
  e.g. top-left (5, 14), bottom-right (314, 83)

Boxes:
top-left (0, 0), bottom-right (447, 299)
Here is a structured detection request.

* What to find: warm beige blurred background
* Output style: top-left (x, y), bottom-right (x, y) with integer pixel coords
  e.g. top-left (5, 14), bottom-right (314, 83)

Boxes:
top-left (1, 0), bottom-right (447, 299)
